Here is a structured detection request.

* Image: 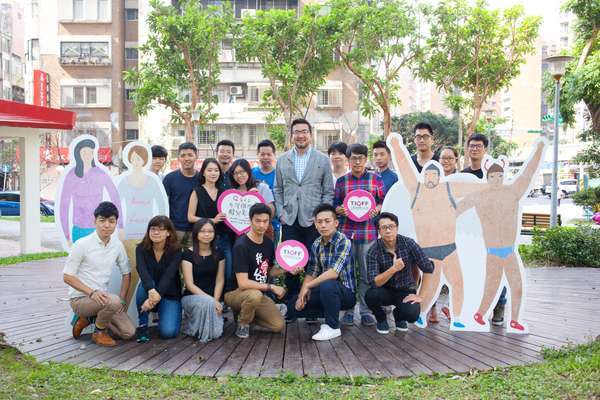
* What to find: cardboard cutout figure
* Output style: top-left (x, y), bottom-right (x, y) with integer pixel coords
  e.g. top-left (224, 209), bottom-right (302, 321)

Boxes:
top-left (56, 135), bottom-right (122, 249)
top-left (457, 140), bottom-right (546, 333)
top-left (114, 141), bottom-right (169, 310)
top-left (387, 134), bottom-right (482, 329)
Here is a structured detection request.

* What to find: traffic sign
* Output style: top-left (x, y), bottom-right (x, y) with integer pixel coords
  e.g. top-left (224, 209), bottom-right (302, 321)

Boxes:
top-left (542, 114), bottom-right (563, 124)
top-left (1, 164), bottom-right (9, 173)
top-left (527, 129), bottom-right (543, 134)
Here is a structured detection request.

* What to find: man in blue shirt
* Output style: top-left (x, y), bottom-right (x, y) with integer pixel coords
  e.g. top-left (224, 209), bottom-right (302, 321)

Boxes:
top-left (252, 139), bottom-right (280, 242)
top-left (372, 140), bottom-right (398, 195)
top-left (162, 142), bottom-right (199, 248)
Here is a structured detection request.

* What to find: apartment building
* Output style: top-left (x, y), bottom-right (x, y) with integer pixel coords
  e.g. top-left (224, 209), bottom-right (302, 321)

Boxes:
top-left (23, 0), bottom-right (139, 165)
top-left (0, 0), bottom-right (24, 102)
top-left (138, 0), bottom-right (366, 161)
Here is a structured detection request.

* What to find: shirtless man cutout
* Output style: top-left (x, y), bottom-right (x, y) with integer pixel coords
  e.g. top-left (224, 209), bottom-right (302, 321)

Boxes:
top-left (456, 140), bottom-right (545, 332)
top-left (388, 133), bottom-right (481, 329)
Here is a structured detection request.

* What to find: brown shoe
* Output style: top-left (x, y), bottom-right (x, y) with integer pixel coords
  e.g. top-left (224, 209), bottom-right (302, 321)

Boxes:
top-left (72, 316), bottom-right (90, 339)
top-left (91, 330), bottom-right (117, 347)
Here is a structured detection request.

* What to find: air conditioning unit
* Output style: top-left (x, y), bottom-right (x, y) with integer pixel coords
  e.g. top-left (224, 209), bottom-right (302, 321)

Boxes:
top-left (241, 9), bottom-right (256, 18)
top-left (229, 85), bottom-right (243, 96)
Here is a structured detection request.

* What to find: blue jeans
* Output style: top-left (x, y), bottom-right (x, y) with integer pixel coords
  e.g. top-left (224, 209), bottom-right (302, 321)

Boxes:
top-left (286, 280), bottom-right (356, 329)
top-left (217, 234), bottom-right (234, 290)
top-left (136, 284), bottom-right (182, 339)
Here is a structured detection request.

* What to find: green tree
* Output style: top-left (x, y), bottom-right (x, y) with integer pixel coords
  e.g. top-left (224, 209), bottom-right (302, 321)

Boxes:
top-left (123, 0), bottom-right (235, 142)
top-left (475, 117), bottom-right (519, 158)
top-left (419, 0), bottom-right (541, 140)
top-left (390, 112), bottom-right (460, 154)
top-left (328, 0), bottom-right (422, 139)
top-left (545, 0), bottom-right (600, 177)
top-left (235, 5), bottom-right (338, 138)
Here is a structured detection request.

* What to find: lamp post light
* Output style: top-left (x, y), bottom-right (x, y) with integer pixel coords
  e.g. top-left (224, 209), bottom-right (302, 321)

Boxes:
top-left (543, 55), bottom-right (573, 227)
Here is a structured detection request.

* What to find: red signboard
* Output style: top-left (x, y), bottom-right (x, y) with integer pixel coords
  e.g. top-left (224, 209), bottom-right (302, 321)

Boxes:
top-left (33, 70), bottom-right (48, 107)
top-left (32, 147), bottom-right (112, 164)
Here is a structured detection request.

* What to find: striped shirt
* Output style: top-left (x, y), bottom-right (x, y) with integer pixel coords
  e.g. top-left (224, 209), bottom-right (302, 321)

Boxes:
top-left (292, 146), bottom-right (312, 182)
top-left (306, 231), bottom-right (356, 293)
top-left (334, 170), bottom-right (385, 243)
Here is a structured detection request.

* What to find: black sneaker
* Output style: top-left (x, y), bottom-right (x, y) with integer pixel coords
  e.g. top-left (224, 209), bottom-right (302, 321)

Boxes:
top-left (492, 304), bottom-right (505, 326)
top-left (136, 325), bottom-right (150, 343)
top-left (396, 320), bottom-right (408, 332)
top-left (235, 324), bottom-right (250, 338)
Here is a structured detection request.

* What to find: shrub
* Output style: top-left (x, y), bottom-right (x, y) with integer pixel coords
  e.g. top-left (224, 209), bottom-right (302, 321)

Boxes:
top-left (522, 226), bottom-right (600, 268)
top-left (572, 186), bottom-right (600, 212)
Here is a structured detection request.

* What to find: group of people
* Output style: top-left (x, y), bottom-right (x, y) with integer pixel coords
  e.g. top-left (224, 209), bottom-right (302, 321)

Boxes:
top-left (63, 118), bottom-right (530, 348)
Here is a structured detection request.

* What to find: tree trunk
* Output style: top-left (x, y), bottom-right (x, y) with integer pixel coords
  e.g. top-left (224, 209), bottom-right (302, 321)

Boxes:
top-left (382, 107), bottom-right (392, 139)
top-left (184, 116), bottom-right (194, 143)
top-left (588, 103), bottom-right (600, 137)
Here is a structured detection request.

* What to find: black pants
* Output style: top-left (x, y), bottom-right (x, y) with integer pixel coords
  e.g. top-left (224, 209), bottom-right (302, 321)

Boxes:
top-left (282, 219), bottom-right (319, 298)
top-left (286, 280), bottom-right (355, 329)
top-left (365, 287), bottom-right (420, 324)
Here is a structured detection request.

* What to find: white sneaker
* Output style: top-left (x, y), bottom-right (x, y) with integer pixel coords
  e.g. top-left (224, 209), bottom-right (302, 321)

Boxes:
top-left (311, 324), bottom-right (342, 341)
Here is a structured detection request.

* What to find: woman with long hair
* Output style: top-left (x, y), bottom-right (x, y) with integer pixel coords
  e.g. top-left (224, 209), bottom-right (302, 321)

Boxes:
top-left (187, 158), bottom-right (235, 292)
top-left (181, 218), bottom-right (225, 342)
top-left (135, 216), bottom-right (182, 342)
top-left (58, 137), bottom-right (122, 245)
top-left (228, 159), bottom-right (275, 239)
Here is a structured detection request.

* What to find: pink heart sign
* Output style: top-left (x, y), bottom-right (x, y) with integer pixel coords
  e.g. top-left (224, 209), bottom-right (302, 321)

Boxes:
top-left (343, 189), bottom-right (376, 222)
top-left (275, 240), bottom-right (309, 272)
top-left (217, 189), bottom-right (266, 235)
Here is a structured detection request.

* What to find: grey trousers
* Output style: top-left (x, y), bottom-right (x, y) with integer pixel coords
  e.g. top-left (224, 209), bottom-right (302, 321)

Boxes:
top-left (345, 240), bottom-right (374, 317)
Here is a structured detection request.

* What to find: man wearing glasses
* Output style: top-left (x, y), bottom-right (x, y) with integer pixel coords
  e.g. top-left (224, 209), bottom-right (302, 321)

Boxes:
top-left (334, 143), bottom-right (385, 327)
top-left (462, 134), bottom-right (488, 178)
top-left (365, 212), bottom-right (433, 334)
top-left (273, 118), bottom-right (334, 302)
top-left (411, 122), bottom-right (439, 173)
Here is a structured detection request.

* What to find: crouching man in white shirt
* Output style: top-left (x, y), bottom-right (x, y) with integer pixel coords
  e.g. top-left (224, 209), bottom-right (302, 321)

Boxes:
top-left (63, 201), bottom-right (135, 347)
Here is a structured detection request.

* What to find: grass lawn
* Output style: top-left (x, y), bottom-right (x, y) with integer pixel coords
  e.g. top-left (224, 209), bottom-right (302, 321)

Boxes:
top-left (0, 339), bottom-right (598, 399)
top-left (0, 251), bottom-right (67, 266)
top-left (0, 215), bottom-right (55, 223)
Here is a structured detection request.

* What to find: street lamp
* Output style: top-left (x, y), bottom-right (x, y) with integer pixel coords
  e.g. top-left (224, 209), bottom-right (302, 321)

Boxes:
top-left (543, 55), bottom-right (573, 227)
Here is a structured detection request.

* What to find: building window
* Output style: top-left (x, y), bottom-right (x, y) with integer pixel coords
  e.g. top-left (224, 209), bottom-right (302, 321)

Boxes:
top-left (1, 37), bottom-right (11, 53)
top-left (31, 0), bottom-right (40, 18)
top-left (62, 85), bottom-right (110, 107)
top-left (125, 129), bottom-right (139, 140)
top-left (177, 129), bottom-right (185, 137)
top-left (125, 8), bottom-right (138, 21)
top-left (249, 87), bottom-right (260, 103)
top-left (98, 0), bottom-right (109, 20)
top-left (317, 89), bottom-right (342, 107)
top-left (28, 39), bottom-right (39, 61)
top-left (248, 125), bottom-right (257, 146)
top-left (125, 89), bottom-right (135, 101)
top-left (318, 130), bottom-right (339, 150)
top-left (60, 42), bottom-right (110, 64)
top-left (197, 129), bottom-right (216, 145)
top-left (73, 0), bottom-right (85, 20)
top-left (125, 48), bottom-right (138, 60)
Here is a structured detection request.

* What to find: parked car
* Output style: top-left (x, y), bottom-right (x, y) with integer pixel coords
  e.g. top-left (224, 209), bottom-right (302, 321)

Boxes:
top-left (544, 179), bottom-right (578, 197)
top-left (0, 191), bottom-right (55, 217)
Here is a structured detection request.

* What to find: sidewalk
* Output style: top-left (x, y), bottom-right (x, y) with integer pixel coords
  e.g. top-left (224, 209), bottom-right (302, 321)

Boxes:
top-left (0, 238), bottom-right (55, 258)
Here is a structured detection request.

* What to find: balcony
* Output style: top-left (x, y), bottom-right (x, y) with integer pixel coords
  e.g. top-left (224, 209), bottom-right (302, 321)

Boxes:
top-left (60, 56), bottom-right (111, 66)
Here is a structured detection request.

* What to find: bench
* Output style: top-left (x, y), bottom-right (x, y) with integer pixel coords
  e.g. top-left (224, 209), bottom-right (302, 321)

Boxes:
top-left (521, 212), bottom-right (561, 235)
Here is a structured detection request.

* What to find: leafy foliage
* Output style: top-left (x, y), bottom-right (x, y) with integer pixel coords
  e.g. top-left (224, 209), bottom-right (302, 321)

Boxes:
top-left (329, 0), bottom-right (422, 138)
top-left (123, 0), bottom-right (235, 141)
top-left (419, 0), bottom-right (541, 138)
top-left (236, 5), bottom-right (338, 131)
top-left (522, 226), bottom-right (600, 268)
top-left (572, 186), bottom-right (600, 211)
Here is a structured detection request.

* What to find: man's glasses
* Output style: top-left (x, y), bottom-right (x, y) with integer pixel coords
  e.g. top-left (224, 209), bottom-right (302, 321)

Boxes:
top-left (414, 134), bottom-right (432, 141)
top-left (379, 224), bottom-right (397, 231)
top-left (349, 155), bottom-right (366, 163)
top-left (469, 144), bottom-right (485, 150)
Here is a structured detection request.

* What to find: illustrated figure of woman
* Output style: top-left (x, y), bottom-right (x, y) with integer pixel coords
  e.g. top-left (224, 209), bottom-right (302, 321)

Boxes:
top-left (57, 135), bottom-right (122, 247)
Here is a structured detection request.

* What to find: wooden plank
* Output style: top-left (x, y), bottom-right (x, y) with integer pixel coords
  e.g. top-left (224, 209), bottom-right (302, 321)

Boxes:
top-left (238, 332), bottom-right (272, 377)
top-left (282, 322), bottom-right (303, 376)
top-left (113, 339), bottom-right (172, 371)
top-left (314, 340), bottom-right (347, 377)
top-left (131, 335), bottom-right (191, 372)
top-left (341, 330), bottom-right (392, 377)
top-left (329, 334), bottom-right (369, 377)
top-left (173, 324), bottom-right (236, 376)
top-left (194, 332), bottom-right (242, 377)
top-left (260, 329), bottom-right (286, 377)
top-left (296, 321), bottom-right (325, 377)
top-left (215, 332), bottom-right (259, 376)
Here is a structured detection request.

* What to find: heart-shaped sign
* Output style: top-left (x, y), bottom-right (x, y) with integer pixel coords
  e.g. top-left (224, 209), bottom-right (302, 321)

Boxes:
top-left (343, 189), bottom-right (376, 222)
top-left (217, 189), bottom-right (266, 235)
top-left (275, 240), bottom-right (309, 272)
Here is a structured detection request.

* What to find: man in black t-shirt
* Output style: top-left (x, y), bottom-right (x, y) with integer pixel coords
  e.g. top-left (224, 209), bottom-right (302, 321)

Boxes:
top-left (411, 122), bottom-right (439, 173)
top-left (224, 203), bottom-right (286, 338)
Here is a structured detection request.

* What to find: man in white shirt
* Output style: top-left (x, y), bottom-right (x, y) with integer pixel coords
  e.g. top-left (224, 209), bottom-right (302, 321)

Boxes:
top-left (63, 201), bottom-right (135, 347)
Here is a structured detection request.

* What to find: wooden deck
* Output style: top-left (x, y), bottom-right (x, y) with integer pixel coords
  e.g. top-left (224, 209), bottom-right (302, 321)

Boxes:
top-left (1, 259), bottom-right (599, 378)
